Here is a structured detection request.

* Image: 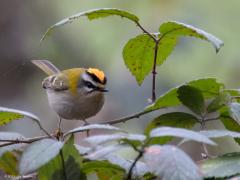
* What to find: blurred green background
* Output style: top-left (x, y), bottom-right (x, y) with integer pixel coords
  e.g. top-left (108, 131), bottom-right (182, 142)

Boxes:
top-left (0, 0), bottom-right (240, 159)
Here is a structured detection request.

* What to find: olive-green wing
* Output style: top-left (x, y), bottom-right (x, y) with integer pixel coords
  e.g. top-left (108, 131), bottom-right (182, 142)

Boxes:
top-left (42, 74), bottom-right (69, 91)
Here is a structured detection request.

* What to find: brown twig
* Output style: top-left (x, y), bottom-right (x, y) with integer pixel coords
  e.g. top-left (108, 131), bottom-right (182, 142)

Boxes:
top-left (101, 108), bottom-right (158, 125)
top-left (200, 117), bottom-right (210, 159)
top-left (126, 150), bottom-right (144, 180)
top-left (136, 22), bottom-right (156, 41)
top-left (151, 40), bottom-right (159, 102)
top-left (34, 120), bottom-right (52, 137)
top-left (0, 135), bottom-right (53, 148)
top-left (135, 22), bottom-right (159, 102)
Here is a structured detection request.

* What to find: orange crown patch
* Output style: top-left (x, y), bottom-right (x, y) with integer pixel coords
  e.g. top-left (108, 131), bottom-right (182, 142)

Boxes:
top-left (87, 68), bottom-right (106, 84)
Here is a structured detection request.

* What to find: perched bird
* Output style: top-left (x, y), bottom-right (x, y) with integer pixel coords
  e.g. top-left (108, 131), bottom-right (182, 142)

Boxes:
top-left (32, 60), bottom-right (107, 128)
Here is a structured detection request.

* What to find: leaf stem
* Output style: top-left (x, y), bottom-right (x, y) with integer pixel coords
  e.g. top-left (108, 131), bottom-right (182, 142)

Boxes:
top-left (200, 118), bottom-right (210, 159)
top-left (136, 22), bottom-right (156, 41)
top-left (126, 150), bottom-right (144, 180)
top-left (135, 22), bottom-right (159, 102)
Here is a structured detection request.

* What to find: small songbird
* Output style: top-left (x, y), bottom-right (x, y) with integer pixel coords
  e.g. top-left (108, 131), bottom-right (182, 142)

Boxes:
top-left (32, 60), bottom-right (107, 127)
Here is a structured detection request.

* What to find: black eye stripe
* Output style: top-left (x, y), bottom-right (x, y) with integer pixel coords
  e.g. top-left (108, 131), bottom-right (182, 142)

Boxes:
top-left (84, 81), bottom-right (96, 89)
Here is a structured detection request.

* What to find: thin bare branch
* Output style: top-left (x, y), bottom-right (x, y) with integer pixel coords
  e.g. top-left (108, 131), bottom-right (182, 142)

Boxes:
top-left (136, 22), bottom-right (157, 42)
top-left (126, 150), bottom-right (144, 180)
top-left (34, 120), bottom-right (52, 137)
top-left (151, 40), bottom-right (159, 102)
top-left (0, 135), bottom-right (52, 148)
top-left (100, 108), bottom-right (159, 125)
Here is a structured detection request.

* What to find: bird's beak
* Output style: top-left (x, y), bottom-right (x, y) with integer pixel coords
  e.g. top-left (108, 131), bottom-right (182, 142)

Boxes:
top-left (96, 86), bottom-right (108, 92)
top-left (99, 88), bottom-right (108, 92)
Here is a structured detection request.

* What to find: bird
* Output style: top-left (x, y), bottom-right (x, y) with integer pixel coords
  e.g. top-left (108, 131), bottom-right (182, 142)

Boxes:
top-left (32, 60), bottom-right (107, 131)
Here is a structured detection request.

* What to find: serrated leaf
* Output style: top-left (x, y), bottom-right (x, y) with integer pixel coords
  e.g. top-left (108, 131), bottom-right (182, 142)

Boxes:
top-left (220, 107), bottom-right (240, 145)
top-left (144, 145), bottom-right (202, 180)
top-left (150, 126), bottom-right (215, 145)
top-left (39, 136), bottom-right (86, 180)
top-left (84, 133), bottom-right (146, 146)
top-left (145, 112), bottom-right (198, 144)
top-left (41, 8), bottom-right (139, 42)
top-left (0, 132), bottom-right (25, 157)
top-left (0, 152), bottom-right (18, 175)
top-left (19, 139), bottom-right (63, 175)
top-left (123, 34), bottom-right (156, 85)
top-left (82, 160), bottom-right (125, 179)
top-left (230, 102), bottom-right (240, 124)
top-left (64, 124), bottom-right (122, 137)
top-left (200, 130), bottom-right (240, 139)
top-left (146, 78), bottom-right (224, 111)
top-left (207, 92), bottom-right (230, 113)
top-left (199, 152), bottom-right (240, 178)
top-left (159, 21), bottom-right (224, 52)
top-left (177, 85), bottom-right (205, 115)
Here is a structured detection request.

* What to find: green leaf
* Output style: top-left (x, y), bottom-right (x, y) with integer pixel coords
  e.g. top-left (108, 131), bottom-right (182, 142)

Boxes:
top-left (0, 108), bottom-right (23, 126)
top-left (145, 87), bottom-right (179, 111)
top-left (0, 132), bottom-right (25, 157)
top-left (41, 8), bottom-right (139, 42)
top-left (145, 112), bottom-right (198, 144)
top-left (150, 126), bottom-right (215, 145)
top-left (199, 152), bottom-right (240, 178)
top-left (156, 34), bottom-right (178, 66)
top-left (39, 136), bottom-right (86, 180)
top-left (220, 107), bottom-right (240, 145)
top-left (142, 172), bottom-right (157, 180)
top-left (159, 21), bottom-right (224, 53)
top-left (177, 85), bottom-right (205, 115)
top-left (123, 33), bottom-right (178, 85)
top-left (0, 107), bottom-right (45, 136)
top-left (19, 139), bottom-right (63, 175)
top-left (146, 78), bottom-right (224, 111)
top-left (64, 124), bottom-right (123, 138)
top-left (224, 89), bottom-right (240, 97)
top-left (207, 92), bottom-right (230, 113)
top-left (123, 34), bottom-right (156, 85)
top-left (82, 160), bottom-right (125, 180)
top-left (144, 145), bottom-right (202, 180)
top-left (0, 152), bottom-right (18, 175)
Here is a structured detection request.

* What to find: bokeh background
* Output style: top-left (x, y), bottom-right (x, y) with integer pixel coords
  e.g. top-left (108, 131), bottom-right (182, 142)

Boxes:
top-left (0, 0), bottom-right (240, 161)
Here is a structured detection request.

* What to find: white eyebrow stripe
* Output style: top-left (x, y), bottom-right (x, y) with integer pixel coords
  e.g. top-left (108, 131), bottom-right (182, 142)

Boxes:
top-left (82, 73), bottom-right (97, 86)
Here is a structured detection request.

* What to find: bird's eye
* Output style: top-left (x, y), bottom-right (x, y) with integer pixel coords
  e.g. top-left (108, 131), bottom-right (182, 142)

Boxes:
top-left (85, 81), bottom-right (95, 89)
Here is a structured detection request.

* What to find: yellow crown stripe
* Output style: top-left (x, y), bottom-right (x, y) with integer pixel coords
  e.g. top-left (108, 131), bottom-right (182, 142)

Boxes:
top-left (87, 68), bottom-right (105, 83)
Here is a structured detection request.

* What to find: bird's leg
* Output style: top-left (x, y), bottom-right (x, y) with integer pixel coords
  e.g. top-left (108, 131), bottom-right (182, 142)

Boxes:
top-left (56, 117), bottom-right (63, 140)
top-left (83, 119), bottom-right (90, 137)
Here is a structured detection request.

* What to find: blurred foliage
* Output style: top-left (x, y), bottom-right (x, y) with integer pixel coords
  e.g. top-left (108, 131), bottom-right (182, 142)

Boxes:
top-left (0, 0), bottom-right (240, 163)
